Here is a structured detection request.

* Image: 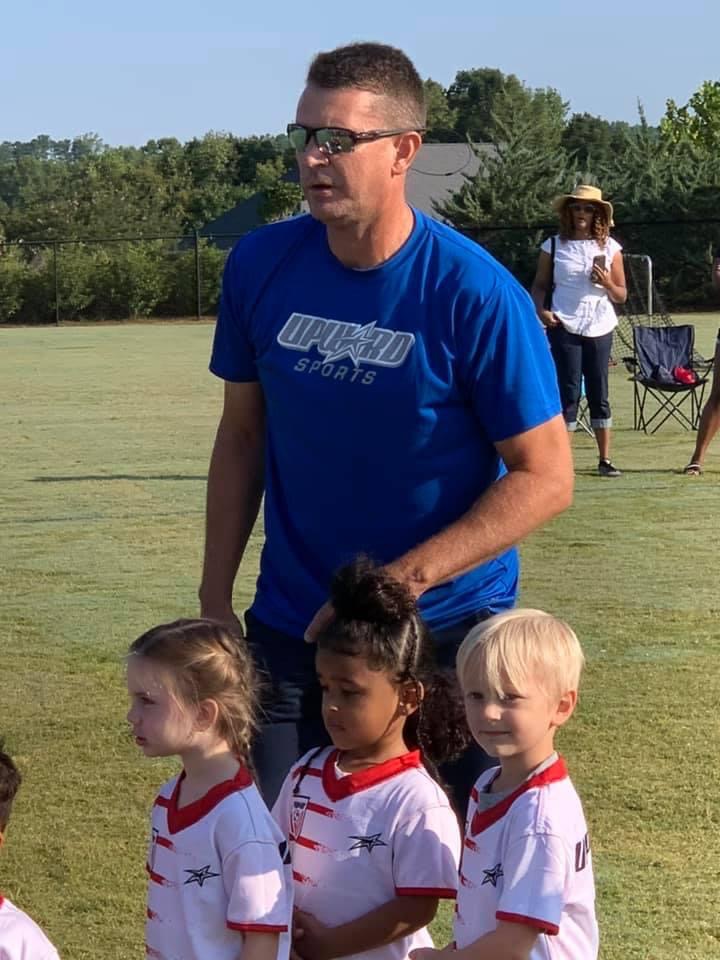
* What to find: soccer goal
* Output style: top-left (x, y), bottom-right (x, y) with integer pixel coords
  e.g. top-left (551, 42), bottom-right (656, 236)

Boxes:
top-left (614, 254), bottom-right (712, 371)
top-left (614, 253), bottom-right (667, 356)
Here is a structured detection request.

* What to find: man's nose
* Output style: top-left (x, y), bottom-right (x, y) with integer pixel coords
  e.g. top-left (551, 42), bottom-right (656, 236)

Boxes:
top-left (298, 140), bottom-right (329, 168)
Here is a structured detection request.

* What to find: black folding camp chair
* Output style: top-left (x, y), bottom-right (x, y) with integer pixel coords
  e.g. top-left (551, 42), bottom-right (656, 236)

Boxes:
top-left (632, 324), bottom-right (709, 433)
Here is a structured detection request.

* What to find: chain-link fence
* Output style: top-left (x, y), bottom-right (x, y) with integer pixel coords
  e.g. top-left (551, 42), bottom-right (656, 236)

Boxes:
top-left (2, 217), bottom-right (720, 325)
top-left (0, 232), bottom-right (243, 324)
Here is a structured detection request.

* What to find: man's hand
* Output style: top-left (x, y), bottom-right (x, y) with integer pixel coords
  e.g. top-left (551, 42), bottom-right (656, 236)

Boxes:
top-left (293, 909), bottom-right (335, 960)
top-left (304, 601), bottom-right (335, 643)
top-left (304, 563), bottom-right (423, 643)
top-left (199, 603), bottom-right (245, 638)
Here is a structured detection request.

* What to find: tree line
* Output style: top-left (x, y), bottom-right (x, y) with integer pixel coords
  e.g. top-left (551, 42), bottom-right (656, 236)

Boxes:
top-left (1, 71), bottom-right (720, 322)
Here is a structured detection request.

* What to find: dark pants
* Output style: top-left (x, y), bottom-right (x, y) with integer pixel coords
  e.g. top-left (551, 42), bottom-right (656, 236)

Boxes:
top-left (548, 326), bottom-right (614, 429)
top-left (245, 609), bottom-right (499, 816)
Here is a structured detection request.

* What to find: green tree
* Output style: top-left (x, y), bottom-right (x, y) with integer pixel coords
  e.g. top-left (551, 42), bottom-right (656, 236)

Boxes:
top-left (661, 80), bottom-right (720, 151)
top-left (0, 246), bottom-right (28, 322)
top-left (438, 88), bottom-right (570, 285)
top-left (423, 79), bottom-right (459, 142)
top-left (254, 158), bottom-right (303, 223)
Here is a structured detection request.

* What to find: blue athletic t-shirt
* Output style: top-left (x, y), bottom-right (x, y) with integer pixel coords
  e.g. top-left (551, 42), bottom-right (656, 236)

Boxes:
top-left (210, 210), bottom-right (561, 636)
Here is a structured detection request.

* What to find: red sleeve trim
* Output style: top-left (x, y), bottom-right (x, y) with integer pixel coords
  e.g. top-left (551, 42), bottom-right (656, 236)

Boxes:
top-left (396, 887), bottom-right (456, 899)
top-left (496, 911), bottom-right (559, 935)
top-left (227, 922), bottom-right (288, 933)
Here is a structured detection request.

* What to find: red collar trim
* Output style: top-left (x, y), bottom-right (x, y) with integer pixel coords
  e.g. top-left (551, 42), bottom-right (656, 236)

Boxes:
top-left (470, 756), bottom-right (568, 835)
top-left (159, 764), bottom-right (253, 834)
top-left (0, 895), bottom-right (4, 909)
top-left (322, 749), bottom-right (421, 801)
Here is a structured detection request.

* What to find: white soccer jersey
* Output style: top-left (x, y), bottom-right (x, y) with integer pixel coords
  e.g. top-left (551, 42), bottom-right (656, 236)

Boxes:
top-left (0, 896), bottom-right (60, 960)
top-left (272, 747), bottom-right (461, 960)
top-left (454, 756), bottom-right (598, 960)
top-left (146, 765), bottom-right (292, 960)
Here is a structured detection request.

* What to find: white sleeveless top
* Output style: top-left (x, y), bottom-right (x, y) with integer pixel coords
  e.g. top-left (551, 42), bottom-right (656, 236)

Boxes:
top-left (541, 235), bottom-right (622, 337)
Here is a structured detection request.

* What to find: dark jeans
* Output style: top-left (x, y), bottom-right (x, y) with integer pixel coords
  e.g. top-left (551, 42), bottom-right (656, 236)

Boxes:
top-left (548, 326), bottom-right (614, 429)
top-left (245, 608), bottom-right (499, 816)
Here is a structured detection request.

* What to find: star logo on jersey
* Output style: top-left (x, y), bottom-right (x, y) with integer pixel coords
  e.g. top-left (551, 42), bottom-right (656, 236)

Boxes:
top-left (184, 864), bottom-right (220, 887)
top-left (322, 321), bottom-right (379, 367)
top-left (348, 833), bottom-right (387, 853)
top-left (481, 863), bottom-right (504, 887)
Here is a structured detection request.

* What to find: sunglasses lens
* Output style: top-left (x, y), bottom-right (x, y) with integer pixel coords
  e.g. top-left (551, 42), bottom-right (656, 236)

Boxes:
top-left (315, 129), bottom-right (355, 155)
top-left (287, 125), bottom-right (309, 151)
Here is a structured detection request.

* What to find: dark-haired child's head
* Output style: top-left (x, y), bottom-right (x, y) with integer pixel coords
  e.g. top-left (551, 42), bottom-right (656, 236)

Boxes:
top-left (0, 745), bottom-right (22, 841)
top-left (316, 558), bottom-right (468, 767)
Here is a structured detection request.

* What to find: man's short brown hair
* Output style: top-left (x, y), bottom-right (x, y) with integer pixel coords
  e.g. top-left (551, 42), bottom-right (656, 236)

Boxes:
top-left (307, 42), bottom-right (426, 129)
top-left (0, 744), bottom-right (21, 833)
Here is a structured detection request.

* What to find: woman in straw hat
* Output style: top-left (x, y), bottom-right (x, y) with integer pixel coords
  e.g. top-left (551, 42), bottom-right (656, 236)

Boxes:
top-left (531, 185), bottom-right (626, 477)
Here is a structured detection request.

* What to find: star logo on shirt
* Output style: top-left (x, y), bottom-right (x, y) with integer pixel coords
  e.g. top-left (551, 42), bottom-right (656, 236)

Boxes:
top-left (184, 864), bottom-right (220, 887)
top-left (481, 863), bottom-right (504, 887)
top-left (348, 833), bottom-right (387, 853)
top-left (322, 322), bottom-right (378, 367)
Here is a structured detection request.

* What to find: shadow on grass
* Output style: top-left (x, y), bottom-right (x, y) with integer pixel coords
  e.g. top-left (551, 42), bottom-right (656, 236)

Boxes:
top-left (2, 509), bottom-right (204, 525)
top-left (30, 474), bottom-right (207, 482)
top-left (574, 468), bottom-right (688, 477)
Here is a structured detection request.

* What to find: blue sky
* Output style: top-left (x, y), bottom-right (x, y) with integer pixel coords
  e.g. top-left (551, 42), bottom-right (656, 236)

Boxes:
top-left (3, 0), bottom-right (719, 146)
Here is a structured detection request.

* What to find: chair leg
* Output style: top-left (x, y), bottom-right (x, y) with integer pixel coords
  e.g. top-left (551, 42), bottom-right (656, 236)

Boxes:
top-left (643, 388), bottom-right (696, 434)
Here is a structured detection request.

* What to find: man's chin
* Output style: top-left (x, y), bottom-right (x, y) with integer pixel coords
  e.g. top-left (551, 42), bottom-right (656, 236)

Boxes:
top-left (306, 198), bottom-right (349, 225)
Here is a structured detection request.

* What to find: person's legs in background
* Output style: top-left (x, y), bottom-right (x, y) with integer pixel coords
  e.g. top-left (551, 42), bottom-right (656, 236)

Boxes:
top-left (245, 611), bottom-right (329, 807)
top-left (684, 332), bottom-right (720, 475)
top-left (548, 326), bottom-right (583, 431)
top-left (582, 330), bottom-right (619, 476)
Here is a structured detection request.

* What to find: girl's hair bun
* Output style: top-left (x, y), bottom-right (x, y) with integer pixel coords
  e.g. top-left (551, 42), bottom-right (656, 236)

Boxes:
top-left (330, 557), bottom-right (414, 626)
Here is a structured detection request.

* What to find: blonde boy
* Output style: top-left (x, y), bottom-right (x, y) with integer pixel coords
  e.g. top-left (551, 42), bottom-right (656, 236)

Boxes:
top-left (0, 746), bottom-right (60, 959)
top-left (412, 609), bottom-right (598, 960)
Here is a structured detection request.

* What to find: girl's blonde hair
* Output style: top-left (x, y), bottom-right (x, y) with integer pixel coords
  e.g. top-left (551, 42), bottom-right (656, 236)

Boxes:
top-left (456, 609), bottom-right (584, 700)
top-left (128, 619), bottom-right (257, 764)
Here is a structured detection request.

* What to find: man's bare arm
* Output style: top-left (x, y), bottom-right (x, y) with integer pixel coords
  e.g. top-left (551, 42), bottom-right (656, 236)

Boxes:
top-left (199, 381), bottom-right (266, 627)
top-left (384, 415), bottom-right (573, 598)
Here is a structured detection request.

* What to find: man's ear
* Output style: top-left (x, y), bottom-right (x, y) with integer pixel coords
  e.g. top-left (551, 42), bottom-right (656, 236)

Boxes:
top-left (0, 830), bottom-right (5, 851)
top-left (552, 689), bottom-right (577, 729)
top-left (392, 131), bottom-right (423, 175)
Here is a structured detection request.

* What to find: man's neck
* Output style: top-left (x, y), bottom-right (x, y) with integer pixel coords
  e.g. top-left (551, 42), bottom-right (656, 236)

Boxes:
top-left (327, 203), bottom-right (415, 269)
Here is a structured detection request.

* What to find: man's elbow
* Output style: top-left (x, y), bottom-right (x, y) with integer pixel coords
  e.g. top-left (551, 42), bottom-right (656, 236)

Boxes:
top-left (550, 466), bottom-right (574, 516)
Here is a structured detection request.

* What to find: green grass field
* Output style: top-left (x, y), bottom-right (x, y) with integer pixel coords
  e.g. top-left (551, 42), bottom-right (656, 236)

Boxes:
top-left (2, 318), bottom-right (719, 959)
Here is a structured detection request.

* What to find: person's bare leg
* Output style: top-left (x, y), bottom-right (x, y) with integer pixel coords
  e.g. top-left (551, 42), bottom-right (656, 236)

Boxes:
top-left (687, 395), bottom-right (720, 469)
top-left (685, 339), bottom-right (720, 473)
top-left (595, 426), bottom-right (610, 462)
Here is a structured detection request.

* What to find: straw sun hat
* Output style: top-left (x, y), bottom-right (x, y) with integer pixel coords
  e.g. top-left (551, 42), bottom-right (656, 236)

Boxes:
top-left (552, 184), bottom-right (614, 225)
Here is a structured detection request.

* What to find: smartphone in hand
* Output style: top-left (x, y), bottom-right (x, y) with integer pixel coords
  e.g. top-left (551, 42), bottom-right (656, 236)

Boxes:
top-left (591, 254), bottom-right (606, 285)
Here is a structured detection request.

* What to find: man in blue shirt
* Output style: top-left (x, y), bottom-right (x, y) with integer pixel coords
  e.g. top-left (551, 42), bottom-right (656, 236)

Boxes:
top-left (200, 42), bottom-right (573, 808)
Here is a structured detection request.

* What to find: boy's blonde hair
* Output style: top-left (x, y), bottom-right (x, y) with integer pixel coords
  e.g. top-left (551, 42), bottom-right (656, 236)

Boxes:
top-left (456, 609), bottom-right (584, 700)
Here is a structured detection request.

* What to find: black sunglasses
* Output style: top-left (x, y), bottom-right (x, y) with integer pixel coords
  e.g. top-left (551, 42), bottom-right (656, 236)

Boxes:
top-left (287, 123), bottom-right (423, 156)
top-left (568, 202), bottom-right (597, 214)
